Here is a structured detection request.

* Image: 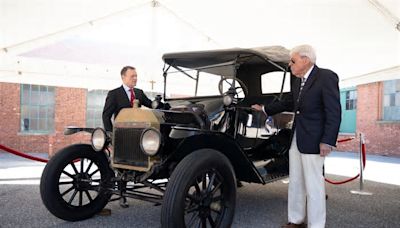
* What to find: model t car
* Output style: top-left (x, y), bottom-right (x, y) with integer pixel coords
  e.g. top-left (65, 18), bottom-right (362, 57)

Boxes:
top-left (40, 46), bottom-right (294, 227)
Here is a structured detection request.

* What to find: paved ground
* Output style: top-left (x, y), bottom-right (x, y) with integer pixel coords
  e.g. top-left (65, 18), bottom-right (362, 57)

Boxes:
top-left (0, 151), bottom-right (399, 228)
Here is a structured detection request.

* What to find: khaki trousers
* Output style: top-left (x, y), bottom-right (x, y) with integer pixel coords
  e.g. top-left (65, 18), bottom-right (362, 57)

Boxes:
top-left (288, 132), bottom-right (326, 228)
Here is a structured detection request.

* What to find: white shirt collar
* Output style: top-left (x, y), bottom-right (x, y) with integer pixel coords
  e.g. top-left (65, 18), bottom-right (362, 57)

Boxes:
top-left (122, 84), bottom-right (133, 92)
top-left (302, 65), bottom-right (315, 82)
top-left (122, 84), bottom-right (135, 101)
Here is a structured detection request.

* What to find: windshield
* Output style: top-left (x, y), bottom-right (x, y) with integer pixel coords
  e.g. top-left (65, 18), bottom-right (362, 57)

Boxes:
top-left (164, 67), bottom-right (227, 99)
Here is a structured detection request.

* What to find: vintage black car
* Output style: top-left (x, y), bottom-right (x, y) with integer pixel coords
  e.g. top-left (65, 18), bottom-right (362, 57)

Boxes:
top-left (40, 46), bottom-right (295, 227)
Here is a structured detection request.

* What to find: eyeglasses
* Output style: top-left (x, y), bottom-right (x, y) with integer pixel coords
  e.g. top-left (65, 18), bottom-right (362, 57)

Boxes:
top-left (290, 56), bottom-right (307, 65)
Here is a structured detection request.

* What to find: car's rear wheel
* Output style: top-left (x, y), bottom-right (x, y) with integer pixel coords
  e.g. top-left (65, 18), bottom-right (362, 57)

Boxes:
top-left (40, 144), bottom-right (113, 221)
top-left (161, 149), bottom-right (236, 228)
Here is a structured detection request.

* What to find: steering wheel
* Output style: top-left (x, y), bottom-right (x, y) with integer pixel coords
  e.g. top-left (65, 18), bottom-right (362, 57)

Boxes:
top-left (218, 77), bottom-right (248, 99)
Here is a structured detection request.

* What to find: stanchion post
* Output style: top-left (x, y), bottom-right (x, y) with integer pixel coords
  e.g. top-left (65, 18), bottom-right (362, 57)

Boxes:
top-left (359, 133), bottom-right (365, 190)
top-left (350, 133), bottom-right (373, 195)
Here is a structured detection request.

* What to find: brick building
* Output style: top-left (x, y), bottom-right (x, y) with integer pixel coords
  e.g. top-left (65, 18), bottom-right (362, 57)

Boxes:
top-left (0, 82), bottom-right (160, 156)
top-left (337, 80), bottom-right (400, 157)
top-left (0, 82), bottom-right (90, 156)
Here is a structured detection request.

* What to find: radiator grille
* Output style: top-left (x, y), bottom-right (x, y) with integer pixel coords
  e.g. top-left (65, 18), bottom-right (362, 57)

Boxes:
top-left (113, 128), bottom-right (148, 168)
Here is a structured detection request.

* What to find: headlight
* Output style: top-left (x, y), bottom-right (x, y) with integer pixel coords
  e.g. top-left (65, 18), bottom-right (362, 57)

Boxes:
top-left (223, 95), bottom-right (233, 106)
top-left (140, 128), bottom-right (161, 156)
top-left (91, 128), bottom-right (107, 151)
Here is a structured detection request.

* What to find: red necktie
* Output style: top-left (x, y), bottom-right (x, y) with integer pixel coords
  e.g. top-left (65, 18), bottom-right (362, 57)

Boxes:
top-left (129, 88), bottom-right (135, 107)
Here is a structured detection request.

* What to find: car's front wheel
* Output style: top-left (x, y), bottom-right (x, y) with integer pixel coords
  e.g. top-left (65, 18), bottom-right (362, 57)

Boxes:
top-left (40, 144), bottom-right (113, 221)
top-left (161, 149), bottom-right (236, 228)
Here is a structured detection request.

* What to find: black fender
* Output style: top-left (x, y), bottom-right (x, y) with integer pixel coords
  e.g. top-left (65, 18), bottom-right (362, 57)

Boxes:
top-left (172, 132), bottom-right (264, 184)
top-left (64, 127), bottom-right (95, 135)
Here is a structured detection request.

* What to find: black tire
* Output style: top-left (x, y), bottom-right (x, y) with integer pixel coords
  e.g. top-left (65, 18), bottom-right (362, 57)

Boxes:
top-left (161, 149), bottom-right (236, 228)
top-left (40, 144), bottom-right (113, 221)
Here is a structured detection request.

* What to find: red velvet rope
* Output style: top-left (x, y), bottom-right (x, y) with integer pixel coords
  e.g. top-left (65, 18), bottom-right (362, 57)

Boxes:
top-left (325, 137), bottom-right (366, 185)
top-left (337, 137), bottom-right (355, 143)
top-left (0, 144), bottom-right (49, 163)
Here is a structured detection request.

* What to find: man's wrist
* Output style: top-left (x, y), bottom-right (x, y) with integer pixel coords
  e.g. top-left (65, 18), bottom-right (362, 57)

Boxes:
top-left (261, 105), bottom-right (268, 116)
top-left (321, 143), bottom-right (334, 150)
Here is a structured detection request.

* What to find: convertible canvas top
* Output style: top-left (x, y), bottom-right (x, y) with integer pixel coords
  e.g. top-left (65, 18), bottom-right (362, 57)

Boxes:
top-left (162, 46), bottom-right (291, 74)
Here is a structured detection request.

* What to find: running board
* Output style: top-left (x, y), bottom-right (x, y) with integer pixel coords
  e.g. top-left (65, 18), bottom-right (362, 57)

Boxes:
top-left (261, 172), bottom-right (288, 184)
top-left (253, 158), bottom-right (289, 184)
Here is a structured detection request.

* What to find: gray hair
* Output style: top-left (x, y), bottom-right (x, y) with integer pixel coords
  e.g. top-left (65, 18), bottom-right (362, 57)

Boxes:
top-left (290, 45), bottom-right (317, 64)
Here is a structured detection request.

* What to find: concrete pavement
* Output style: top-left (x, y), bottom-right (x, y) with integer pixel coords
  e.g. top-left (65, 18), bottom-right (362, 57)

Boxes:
top-left (0, 151), bottom-right (399, 227)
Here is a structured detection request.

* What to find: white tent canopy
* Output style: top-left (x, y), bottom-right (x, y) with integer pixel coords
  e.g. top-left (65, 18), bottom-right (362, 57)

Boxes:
top-left (1, 0), bottom-right (399, 91)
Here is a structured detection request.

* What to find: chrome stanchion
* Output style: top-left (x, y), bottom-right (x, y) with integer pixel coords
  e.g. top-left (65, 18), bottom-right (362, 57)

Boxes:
top-left (351, 133), bottom-right (373, 195)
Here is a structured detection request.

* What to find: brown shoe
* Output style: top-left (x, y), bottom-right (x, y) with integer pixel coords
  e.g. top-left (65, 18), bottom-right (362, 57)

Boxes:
top-left (281, 222), bottom-right (306, 228)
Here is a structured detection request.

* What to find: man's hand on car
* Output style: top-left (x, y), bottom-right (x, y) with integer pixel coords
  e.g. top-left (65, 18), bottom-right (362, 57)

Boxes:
top-left (251, 104), bottom-right (263, 111)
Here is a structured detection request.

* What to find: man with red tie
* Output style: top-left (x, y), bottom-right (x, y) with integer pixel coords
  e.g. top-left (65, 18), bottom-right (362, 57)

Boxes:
top-left (102, 66), bottom-right (152, 132)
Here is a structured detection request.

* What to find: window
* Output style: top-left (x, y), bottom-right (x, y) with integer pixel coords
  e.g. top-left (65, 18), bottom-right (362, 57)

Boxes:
top-left (165, 69), bottom-right (222, 98)
top-left (383, 79), bottom-right (400, 121)
top-left (345, 90), bottom-right (357, 110)
top-left (261, 71), bottom-right (290, 94)
top-left (197, 73), bottom-right (224, 96)
top-left (86, 89), bottom-right (108, 128)
top-left (20, 84), bottom-right (55, 133)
